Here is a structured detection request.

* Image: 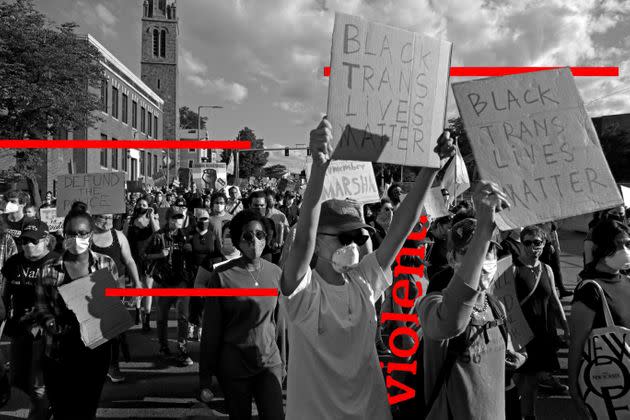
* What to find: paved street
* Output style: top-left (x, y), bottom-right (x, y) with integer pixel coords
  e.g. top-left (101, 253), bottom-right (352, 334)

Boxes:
top-left (0, 229), bottom-right (587, 419)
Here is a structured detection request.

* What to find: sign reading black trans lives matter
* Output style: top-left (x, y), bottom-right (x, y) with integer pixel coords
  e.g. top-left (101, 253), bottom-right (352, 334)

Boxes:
top-left (327, 12), bottom-right (452, 168)
top-left (452, 68), bottom-right (623, 229)
top-left (57, 172), bottom-right (126, 216)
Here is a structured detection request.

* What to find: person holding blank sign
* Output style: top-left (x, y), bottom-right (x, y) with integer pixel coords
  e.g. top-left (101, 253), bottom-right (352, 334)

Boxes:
top-left (280, 118), bottom-right (454, 420)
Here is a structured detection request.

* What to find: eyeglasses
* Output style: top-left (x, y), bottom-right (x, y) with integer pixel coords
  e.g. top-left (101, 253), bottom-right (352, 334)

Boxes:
top-left (21, 237), bottom-right (43, 245)
top-left (65, 231), bottom-right (91, 239)
top-left (382, 207), bottom-right (394, 213)
top-left (241, 230), bottom-right (267, 242)
top-left (321, 230), bottom-right (369, 246)
top-left (523, 239), bottom-right (544, 247)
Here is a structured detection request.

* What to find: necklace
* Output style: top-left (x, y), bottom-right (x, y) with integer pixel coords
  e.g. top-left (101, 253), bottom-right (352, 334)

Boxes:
top-left (246, 261), bottom-right (262, 286)
top-left (472, 294), bottom-right (488, 313)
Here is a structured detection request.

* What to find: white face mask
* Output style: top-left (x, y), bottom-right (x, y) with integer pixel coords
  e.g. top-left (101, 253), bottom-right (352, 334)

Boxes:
top-left (214, 204), bottom-right (226, 213)
top-left (480, 258), bottom-right (498, 290)
top-left (64, 237), bottom-right (90, 255)
top-left (330, 243), bottom-right (360, 273)
top-left (4, 202), bottom-right (20, 213)
top-left (604, 249), bottom-right (630, 271)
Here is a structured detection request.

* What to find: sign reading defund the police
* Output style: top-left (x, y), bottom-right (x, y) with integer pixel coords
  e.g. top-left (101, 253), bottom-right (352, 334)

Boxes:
top-left (56, 172), bottom-right (125, 216)
top-left (452, 68), bottom-right (623, 230)
top-left (327, 13), bottom-right (452, 167)
top-left (305, 160), bottom-right (380, 203)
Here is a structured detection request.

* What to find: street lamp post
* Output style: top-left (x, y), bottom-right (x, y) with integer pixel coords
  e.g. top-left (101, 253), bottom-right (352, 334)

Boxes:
top-left (197, 105), bottom-right (223, 164)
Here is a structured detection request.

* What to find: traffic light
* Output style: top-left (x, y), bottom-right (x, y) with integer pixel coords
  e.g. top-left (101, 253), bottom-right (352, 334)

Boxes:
top-left (285, 147), bottom-right (290, 156)
top-left (306, 147), bottom-right (311, 156)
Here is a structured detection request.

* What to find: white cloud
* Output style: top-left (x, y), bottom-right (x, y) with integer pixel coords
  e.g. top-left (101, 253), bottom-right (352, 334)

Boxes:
top-left (273, 100), bottom-right (307, 114)
top-left (75, 1), bottom-right (118, 38)
top-left (186, 76), bottom-right (248, 104)
top-left (181, 49), bottom-right (208, 75)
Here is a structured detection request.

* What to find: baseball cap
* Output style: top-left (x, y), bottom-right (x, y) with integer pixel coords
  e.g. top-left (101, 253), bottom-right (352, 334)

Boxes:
top-left (173, 198), bottom-right (187, 207)
top-left (21, 220), bottom-right (49, 241)
top-left (165, 207), bottom-right (186, 220)
top-left (450, 218), bottom-right (502, 252)
top-left (318, 199), bottom-right (374, 234)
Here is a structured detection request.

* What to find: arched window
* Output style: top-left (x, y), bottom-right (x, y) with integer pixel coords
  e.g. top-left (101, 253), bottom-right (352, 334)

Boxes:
top-left (160, 29), bottom-right (166, 57)
top-left (148, 0), bottom-right (153, 17)
top-left (153, 29), bottom-right (159, 57)
top-left (158, 0), bottom-right (166, 14)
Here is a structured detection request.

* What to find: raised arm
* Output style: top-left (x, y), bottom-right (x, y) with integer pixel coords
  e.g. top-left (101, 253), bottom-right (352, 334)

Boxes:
top-left (281, 118), bottom-right (332, 296)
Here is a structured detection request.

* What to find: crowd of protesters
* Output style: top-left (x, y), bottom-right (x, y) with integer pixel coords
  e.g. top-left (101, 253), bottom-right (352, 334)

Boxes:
top-left (0, 120), bottom-right (627, 420)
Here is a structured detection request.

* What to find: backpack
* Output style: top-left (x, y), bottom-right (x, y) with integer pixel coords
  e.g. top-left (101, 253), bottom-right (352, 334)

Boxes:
top-left (576, 280), bottom-right (630, 420)
top-left (393, 294), bottom-right (508, 419)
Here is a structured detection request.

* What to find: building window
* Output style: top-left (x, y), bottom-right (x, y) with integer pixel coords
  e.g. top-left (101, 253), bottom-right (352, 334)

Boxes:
top-left (111, 86), bottom-right (119, 119)
top-left (153, 29), bottom-right (159, 57)
top-left (147, 152), bottom-right (152, 175)
top-left (141, 106), bottom-right (146, 133)
top-left (111, 139), bottom-right (118, 169)
top-left (188, 160), bottom-right (194, 168)
top-left (100, 79), bottom-right (108, 112)
top-left (122, 149), bottom-right (128, 172)
top-left (122, 94), bottom-right (128, 124)
top-left (148, 111), bottom-right (153, 137)
top-left (131, 158), bottom-right (137, 180)
top-left (157, 79), bottom-right (160, 89)
top-left (160, 30), bottom-right (166, 57)
top-left (132, 101), bottom-right (138, 129)
top-left (153, 155), bottom-right (158, 176)
top-left (148, 0), bottom-right (153, 17)
top-left (100, 134), bottom-right (108, 167)
top-left (154, 115), bottom-right (158, 138)
top-left (140, 151), bottom-right (145, 176)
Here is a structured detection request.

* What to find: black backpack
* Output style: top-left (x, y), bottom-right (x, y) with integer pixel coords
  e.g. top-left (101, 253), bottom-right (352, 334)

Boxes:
top-left (392, 294), bottom-right (508, 419)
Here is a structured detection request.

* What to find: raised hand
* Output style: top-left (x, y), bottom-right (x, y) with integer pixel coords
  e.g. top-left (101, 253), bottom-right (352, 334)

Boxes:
top-left (433, 130), bottom-right (457, 160)
top-left (309, 117), bottom-right (333, 167)
top-left (472, 180), bottom-right (510, 227)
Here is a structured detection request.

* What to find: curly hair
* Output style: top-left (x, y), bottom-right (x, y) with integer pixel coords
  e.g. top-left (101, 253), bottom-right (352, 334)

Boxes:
top-left (228, 209), bottom-right (268, 252)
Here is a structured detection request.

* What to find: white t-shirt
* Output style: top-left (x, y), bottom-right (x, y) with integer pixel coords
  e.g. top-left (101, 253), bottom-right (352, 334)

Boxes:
top-left (282, 252), bottom-right (393, 420)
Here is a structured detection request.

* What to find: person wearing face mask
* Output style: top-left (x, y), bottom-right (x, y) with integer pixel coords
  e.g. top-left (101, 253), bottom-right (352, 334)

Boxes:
top-left (92, 213), bottom-right (143, 383)
top-left (1, 191), bottom-right (30, 242)
top-left (200, 209), bottom-right (284, 419)
top-left (279, 192), bottom-right (299, 227)
top-left (418, 182), bottom-right (520, 420)
top-left (35, 209), bottom-right (118, 420)
top-left (39, 192), bottom-right (56, 210)
top-left (185, 208), bottom-right (222, 341)
top-left (583, 205), bottom-right (626, 266)
top-left (569, 219), bottom-right (630, 419)
top-left (148, 210), bottom-right (193, 366)
top-left (280, 118), bottom-right (455, 420)
top-left (0, 222), bottom-right (44, 419)
top-left (514, 226), bottom-right (569, 419)
top-left (127, 199), bottom-right (160, 331)
top-left (209, 192), bottom-right (232, 229)
top-left (250, 191), bottom-right (286, 265)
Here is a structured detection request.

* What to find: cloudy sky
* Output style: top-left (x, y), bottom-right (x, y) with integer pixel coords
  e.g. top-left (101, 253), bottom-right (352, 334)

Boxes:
top-left (36, 0), bottom-right (630, 171)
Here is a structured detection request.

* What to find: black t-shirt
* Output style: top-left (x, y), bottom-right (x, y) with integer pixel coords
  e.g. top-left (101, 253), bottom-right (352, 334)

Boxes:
top-left (1, 252), bottom-right (55, 334)
top-left (0, 215), bottom-right (26, 241)
top-left (573, 273), bottom-right (630, 329)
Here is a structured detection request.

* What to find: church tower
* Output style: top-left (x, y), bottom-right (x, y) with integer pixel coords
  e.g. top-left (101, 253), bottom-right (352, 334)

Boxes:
top-left (141, 0), bottom-right (178, 142)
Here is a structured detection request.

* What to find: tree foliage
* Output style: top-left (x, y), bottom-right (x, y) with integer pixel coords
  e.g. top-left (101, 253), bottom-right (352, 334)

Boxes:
top-left (179, 106), bottom-right (207, 130)
top-left (599, 128), bottom-right (630, 182)
top-left (236, 127), bottom-right (268, 178)
top-left (263, 164), bottom-right (288, 179)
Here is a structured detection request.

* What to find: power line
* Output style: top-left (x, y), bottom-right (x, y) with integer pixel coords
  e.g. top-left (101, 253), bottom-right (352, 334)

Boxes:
top-left (586, 85), bottom-right (630, 106)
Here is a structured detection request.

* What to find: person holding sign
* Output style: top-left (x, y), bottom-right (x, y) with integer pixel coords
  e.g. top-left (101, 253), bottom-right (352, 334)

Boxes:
top-left (280, 118), bottom-right (453, 420)
top-left (569, 220), bottom-right (630, 420)
top-left (34, 208), bottom-right (118, 420)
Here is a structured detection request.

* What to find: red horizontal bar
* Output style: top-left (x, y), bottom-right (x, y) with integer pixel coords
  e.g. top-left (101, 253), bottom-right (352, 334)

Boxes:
top-left (106, 287), bottom-right (278, 297)
top-left (0, 140), bottom-right (251, 149)
top-left (322, 66), bottom-right (618, 77)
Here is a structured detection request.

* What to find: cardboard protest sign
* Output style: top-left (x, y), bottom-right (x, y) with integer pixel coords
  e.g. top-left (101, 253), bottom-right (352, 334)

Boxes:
top-left (489, 256), bottom-right (534, 351)
top-left (452, 68), bottom-right (623, 230)
top-left (58, 269), bottom-right (133, 349)
top-left (39, 208), bottom-right (64, 232)
top-left (305, 159), bottom-right (380, 203)
top-left (327, 12), bottom-right (452, 167)
top-left (154, 170), bottom-right (166, 188)
top-left (621, 185), bottom-right (630, 207)
top-left (57, 172), bottom-right (125, 216)
top-left (126, 180), bottom-right (144, 193)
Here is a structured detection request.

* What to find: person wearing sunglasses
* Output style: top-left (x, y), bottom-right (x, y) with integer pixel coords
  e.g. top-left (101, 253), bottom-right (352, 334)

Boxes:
top-left (280, 118), bottom-right (455, 420)
top-left (200, 209), bottom-right (284, 419)
top-left (514, 225), bottom-right (569, 419)
top-left (1, 221), bottom-right (47, 419)
top-left (35, 207), bottom-right (118, 420)
top-left (185, 208), bottom-right (222, 342)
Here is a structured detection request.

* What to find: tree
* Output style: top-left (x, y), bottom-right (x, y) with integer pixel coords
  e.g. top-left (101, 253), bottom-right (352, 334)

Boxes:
top-left (0, 0), bottom-right (104, 204)
top-left (236, 127), bottom-right (268, 178)
top-left (599, 128), bottom-right (630, 182)
top-left (179, 106), bottom-right (206, 130)
top-left (446, 116), bottom-right (479, 183)
top-left (263, 164), bottom-right (288, 179)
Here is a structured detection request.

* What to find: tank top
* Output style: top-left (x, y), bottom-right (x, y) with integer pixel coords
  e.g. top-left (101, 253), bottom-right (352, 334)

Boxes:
top-left (91, 229), bottom-right (126, 277)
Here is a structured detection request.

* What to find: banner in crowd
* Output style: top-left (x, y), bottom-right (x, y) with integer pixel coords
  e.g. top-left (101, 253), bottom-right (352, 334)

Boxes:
top-left (305, 159), bottom-right (380, 203)
top-left (126, 180), bottom-right (144, 193)
top-left (154, 171), bottom-right (167, 188)
top-left (39, 208), bottom-right (65, 232)
top-left (56, 172), bottom-right (126, 216)
top-left (327, 12), bottom-right (452, 168)
top-left (58, 269), bottom-right (133, 349)
top-left (621, 185), bottom-right (630, 207)
top-left (489, 256), bottom-right (534, 350)
top-left (453, 68), bottom-right (623, 229)
top-left (201, 163), bottom-right (227, 191)
top-left (423, 186), bottom-right (450, 218)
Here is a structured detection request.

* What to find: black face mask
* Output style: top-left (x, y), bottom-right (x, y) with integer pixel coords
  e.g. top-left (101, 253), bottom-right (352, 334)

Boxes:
top-left (197, 221), bottom-right (209, 230)
top-left (137, 208), bottom-right (148, 215)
